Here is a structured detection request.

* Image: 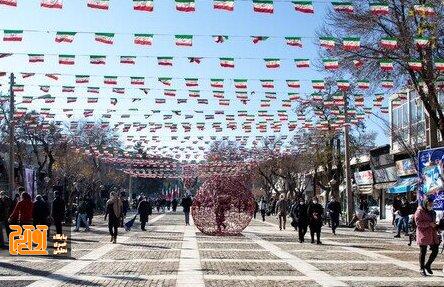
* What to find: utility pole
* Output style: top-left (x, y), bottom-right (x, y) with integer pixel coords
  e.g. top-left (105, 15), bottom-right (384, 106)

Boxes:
top-left (8, 73), bottom-right (15, 197)
top-left (343, 91), bottom-right (354, 224)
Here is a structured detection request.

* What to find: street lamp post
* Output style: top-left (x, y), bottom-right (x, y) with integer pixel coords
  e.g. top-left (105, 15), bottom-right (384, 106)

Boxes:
top-left (8, 73), bottom-right (15, 196)
top-left (343, 91), bottom-right (354, 224)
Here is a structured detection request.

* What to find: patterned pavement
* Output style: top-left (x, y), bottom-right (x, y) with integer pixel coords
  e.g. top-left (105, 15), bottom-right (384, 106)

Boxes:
top-left (0, 212), bottom-right (443, 287)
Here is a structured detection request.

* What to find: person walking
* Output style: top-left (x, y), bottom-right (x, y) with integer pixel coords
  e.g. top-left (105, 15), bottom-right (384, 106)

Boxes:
top-left (254, 200), bottom-right (259, 219)
top-left (327, 197), bottom-right (341, 235)
top-left (308, 197), bottom-right (324, 244)
top-left (415, 197), bottom-right (440, 276)
top-left (275, 194), bottom-right (288, 230)
top-left (181, 193), bottom-right (193, 226)
top-left (51, 191), bottom-right (65, 236)
top-left (138, 196), bottom-right (152, 231)
top-left (86, 196), bottom-right (96, 226)
top-left (74, 197), bottom-right (90, 232)
top-left (292, 198), bottom-right (308, 243)
top-left (394, 197), bottom-right (410, 238)
top-left (259, 197), bottom-right (268, 222)
top-left (171, 198), bottom-right (178, 212)
top-left (120, 192), bottom-right (129, 227)
top-left (32, 195), bottom-right (50, 227)
top-left (9, 192), bottom-right (33, 226)
top-left (392, 195), bottom-right (401, 226)
top-left (0, 191), bottom-right (13, 248)
top-left (105, 192), bottom-right (123, 244)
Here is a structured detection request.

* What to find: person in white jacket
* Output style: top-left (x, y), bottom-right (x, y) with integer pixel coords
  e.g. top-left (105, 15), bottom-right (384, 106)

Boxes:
top-left (259, 197), bottom-right (268, 222)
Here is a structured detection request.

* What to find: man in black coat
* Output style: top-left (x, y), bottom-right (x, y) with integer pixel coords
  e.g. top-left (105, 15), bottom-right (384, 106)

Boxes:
top-left (52, 191), bottom-right (65, 235)
top-left (327, 197), bottom-right (341, 235)
top-left (0, 191), bottom-right (13, 248)
top-left (171, 198), bottom-right (178, 212)
top-left (181, 194), bottom-right (193, 226)
top-left (33, 195), bottom-right (50, 226)
top-left (308, 197), bottom-right (324, 244)
top-left (291, 198), bottom-right (309, 243)
top-left (138, 196), bottom-right (152, 231)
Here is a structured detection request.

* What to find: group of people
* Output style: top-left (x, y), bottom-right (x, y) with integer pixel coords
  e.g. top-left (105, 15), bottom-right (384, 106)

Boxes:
top-left (256, 194), bottom-right (342, 244)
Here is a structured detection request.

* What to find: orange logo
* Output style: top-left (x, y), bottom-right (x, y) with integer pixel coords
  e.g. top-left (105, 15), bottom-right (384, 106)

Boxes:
top-left (9, 225), bottom-right (48, 256)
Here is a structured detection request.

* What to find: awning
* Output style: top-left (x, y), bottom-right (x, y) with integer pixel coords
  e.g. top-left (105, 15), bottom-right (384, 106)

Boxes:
top-left (388, 176), bottom-right (417, 194)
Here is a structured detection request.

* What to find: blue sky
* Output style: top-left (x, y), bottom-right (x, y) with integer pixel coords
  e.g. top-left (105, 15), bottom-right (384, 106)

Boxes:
top-left (0, 0), bottom-right (389, 158)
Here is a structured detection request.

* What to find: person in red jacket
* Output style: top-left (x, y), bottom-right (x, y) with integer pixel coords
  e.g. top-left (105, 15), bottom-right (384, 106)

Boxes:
top-left (9, 192), bottom-right (33, 225)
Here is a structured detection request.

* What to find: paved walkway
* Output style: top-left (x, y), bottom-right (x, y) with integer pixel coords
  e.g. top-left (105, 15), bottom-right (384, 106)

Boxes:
top-left (0, 212), bottom-right (444, 287)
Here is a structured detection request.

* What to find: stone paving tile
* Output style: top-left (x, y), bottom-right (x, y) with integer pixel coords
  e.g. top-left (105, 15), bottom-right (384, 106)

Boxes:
top-left (117, 241), bottom-right (182, 249)
top-left (201, 261), bottom-right (303, 276)
top-left (347, 281), bottom-right (444, 287)
top-left (59, 279), bottom-right (176, 287)
top-left (200, 250), bottom-right (279, 260)
top-left (196, 235), bottom-right (250, 242)
top-left (77, 261), bottom-right (179, 276)
top-left (312, 262), bottom-right (423, 277)
top-left (205, 280), bottom-right (320, 287)
top-left (102, 249), bottom-right (181, 260)
top-left (0, 281), bottom-right (36, 287)
top-left (198, 242), bottom-right (262, 250)
top-left (289, 250), bottom-right (374, 261)
top-left (0, 260), bottom-right (66, 276)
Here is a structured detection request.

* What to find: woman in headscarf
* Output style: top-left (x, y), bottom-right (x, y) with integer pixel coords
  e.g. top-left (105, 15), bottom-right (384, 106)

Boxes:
top-left (414, 196), bottom-right (440, 276)
top-left (104, 192), bottom-right (123, 244)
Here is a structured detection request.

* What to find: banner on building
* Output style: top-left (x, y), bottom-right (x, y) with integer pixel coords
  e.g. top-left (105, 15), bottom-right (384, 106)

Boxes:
top-left (24, 168), bottom-right (37, 199)
top-left (354, 170), bottom-right (373, 185)
top-left (395, 158), bottom-right (417, 177)
top-left (418, 147), bottom-right (444, 210)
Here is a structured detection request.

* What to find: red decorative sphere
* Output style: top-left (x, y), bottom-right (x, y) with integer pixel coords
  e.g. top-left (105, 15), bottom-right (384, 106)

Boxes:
top-left (191, 174), bottom-right (255, 236)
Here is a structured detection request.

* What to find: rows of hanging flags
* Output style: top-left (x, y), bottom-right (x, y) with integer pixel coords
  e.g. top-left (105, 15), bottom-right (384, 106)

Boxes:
top-left (3, 52), bottom-right (444, 72)
top-left (0, 0), bottom-right (439, 17)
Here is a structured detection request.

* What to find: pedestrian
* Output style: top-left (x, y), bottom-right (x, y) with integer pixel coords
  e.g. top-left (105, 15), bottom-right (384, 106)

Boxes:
top-left (270, 197), bottom-right (277, 216)
top-left (0, 191), bottom-right (13, 248)
top-left (292, 197), bottom-right (308, 243)
top-left (172, 198), bottom-right (178, 212)
top-left (359, 197), bottom-right (369, 213)
top-left (392, 195), bottom-right (401, 226)
top-left (308, 197), bottom-right (324, 244)
top-left (12, 193), bottom-right (20, 211)
top-left (51, 191), bottom-right (65, 236)
top-left (181, 193), bottom-right (193, 225)
top-left (105, 192), bottom-right (123, 244)
top-left (394, 197), bottom-right (410, 238)
top-left (86, 196), bottom-right (96, 226)
top-left (259, 196), bottom-right (268, 222)
top-left (415, 196), bottom-right (440, 276)
top-left (138, 196), bottom-right (152, 231)
top-left (120, 192), bottom-right (129, 227)
top-left (74, 197), bottom-right (90, 232)
top-left (254, 200), bottom-right (259, 219)
top-left (275, 193), bottom-right (288, 230)
top-left (9, 192), bottom-right (33, 226)
top-left (327, 196), bottom-right (341, 235)
top-left (32, 195), bottom-right (50, 227)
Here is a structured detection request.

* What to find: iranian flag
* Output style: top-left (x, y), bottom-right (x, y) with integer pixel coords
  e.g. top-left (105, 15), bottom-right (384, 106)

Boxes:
top-left (41, 0), bottom-right (62, 9)
top-left (87, 87), bottom-right (100, 93)
top-left (189, 90), bottom-right (200, 97)
top-left (413, 4), bottom-right (435, 17)
top-left (414, 37), bottom-right (429, 48)
top-left (22, 96), bottom-right (33, 103)
top-left (342, 37), bottom-right (360, 51)
top-left (213, 90), bottom-right (224, 98)
top-left (211, 79), bottom-right (224, 88)
top-left (90, 55), bottom-right (106, 65)
top-left (95, 33), bottom-right (114, 44)
top-left (332, 2), bottom-right (354, 13)
top-left (58, 54), bottom-right (75, 65)
top-left (120, 56), bottom-right (136, 64)
top-left (219, 99), bottom-right (230, 106)
top-left (12, 85), bottom-right (24, 92)
top-left (175, 0), bottom-right (195, 12)
top-left (253, 0), bottom-right (273, 14)
top-left (67, 97), bottom-right (77, 103)
top-left (438, 78), bottom-right (444, 90)
top-left (158, 77), bottom-right (172, 86)
top-left (87, 0), bottom-right (109, 10)
top-left (312, 80), bottom-right (325, 90)
top-left (62, 86), bottom-right (75, 93)
top-left (260, 99), bottom-right (271, 107)
top-left (87, 97), bottom-right (98, 103)
top-left (214, 0), bottom-right (234, 11)
top-left (357, 80), bottom-right (370, 89)
top-left (155, 98), bottom-right (166, 104)
top-left (220, 57), bottom-right (234, 68)
top-left (408, 60), bottom-right (422, 71)
top-left (133, 0), bottom-right (153, 12)
top-left (75, 75), bottom-right (90, 83)
top-left (188, 57), bottom-right (202, 64)
top-left (319, 37), bottom-right (335, 49)
top-left (260, 80), bottom-right (274, 89)
top-left (131, 77), bottom-right (145, 85)
top-left (370, 2), bottom-right (389, 16)
top-left (286, 80), bottom-right (300, 88)
top-left (185, 78), bottom-right (198, 87)
top-left (21, 73), bottom-right (35, 78)
top-left (213, 35), bottom-right (228, 43)
top-left (40, 85), bottom-right (50, 93)
top-left (104, 76), bottom-right (118, 85)
top-left (3, 30), bottom-right (23, 41)
top-left (295, 58), bottom-right (310, 68)
top-left (312, 93), bottom-right (323, 101)
top-left (251, 36), bottom-right (268, 44)
top-left (323, 58), bottom-right (339, 70)
top-left (381, 80), bottom-right (394, 88)
top-left (134, 34), bottom-right (153, 45)
top-left (112, 88), bottom-right (125, 94)
top-left (380, 60), bottom-right (393, 71)
top-left (264, 58), bottom-right (280, 68)
top-left (337, 80), bottom-right (350, 91)
top-left (333, 94), bottom-right (344, 105)
top-left (175, 35), bottom-right (193, 47)
top-left (55, 31), bottom-right (76, 43)
top-left (28, 54), bottom-right (44, 63)
top-left (435, 59), bottom-right (444, 72)
top-left (380, 37), bottom-right (397, 49)
top-left (353, 59), bottom-right (363, 69)
top-left (164, 89), bottom-right (176, 97)
top-left (158, 57), bottom-right (173, 66)
top-left (292, 1), bottom-right (314, 13)
top-left (0, 0), bottom-right (16, 7)
top-left (289, 93), bottom-right (300, 100)
top-left (234, 79), bottom-right (248, 89)
top-left (285, 37), bottom-right (302, 47)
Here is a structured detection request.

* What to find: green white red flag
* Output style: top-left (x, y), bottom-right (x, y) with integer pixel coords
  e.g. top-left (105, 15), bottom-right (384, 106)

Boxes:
top-left (213, 35), bottom-right (228, 43)
top-left (286, 80), bottom-right (300, 88)
top-left (189, 90), bottom-right (200, 98)
top-left (21, 73), bottom-right (35, 78)
top-left (251, 36), bottom-right (268, 44)
top-left (213, 90), bottom-right (224, 98)
top-left (380, 37), bottom-right (397, 49)
top-left (175, 35), bottom-right (193, 47)
top-left (342, 37), bottom-right (360, 51)
top-left (295, 58), bottom-right (310, 68)
top-left (3, 30), bottom-right (23, 41)
top-left (408, 60), bottom-right (422, 71)
top-left (381, 79), bottom-right (394, 88)
top-left (380, 60), bottom-right (393, 71)
top-left (332, 2), bottom-right (354, 13)
top-left (288, 93), bottom-right (300, 100)
top-left (253, 0), bottom-right (273, 14)
top-left (59, 54), bottom-right (75, 65)
top-left (40, 85), bottom-right (50, 93)
top-left (175, 0), bottom-right (195, 12)
top-left (414, 37), bottom-right (429, 48)
top-left (131, 77), bottom-right (145, 85)
top-left (292, 1), bottom-right (314, 13)
top-left (211, 79), bottom-right (224, 88)
top-left (164, 89), bottom-right (176, 97)
top-left (214, 0), bottom-right (234, 11)
top-left (337, 80), bottom-right (350, 91)
top-left (0, 0), bottom-right (16, 7)
top-left (185, 78), bottom-right (199, 87)
top-left (41, 0), bottom-right (62, 9)
top-left (260, 80), bottom-right (274, 89)
top-left (369, 2), bottom-right (389, 16)
top-left (104, 76), bottom-right (118, 85)
top-left (120, 56), bottom-right (136, 64)
top-left (319, 37), bottom-right (335, 49)
top-left (62, 86), bottom-right (75, 93)
top-left (28, 54), bottom-right (44, 63)
top-left (188, 57), bottom-right (202, 64)
top-left (87, 0), bottom-right (109, 10)
top-left (67, 97), bottom-right (77, 103)
top-left (158, 77), bottom-right (172, 86)
top-left (312, 80), bottom-right (325, 90)
top-left (357, 80), bottom-right (369, 89)
top-left (435, 59), bottom-right (444, 72)
top-left (75, 75), bottom-right (90, 84)
top-left (90, 55), bottom-right (106, 65)
top-left (95, 33), bottom-right (114, 44)
top-left (87, 97), bottom-right (98, 103)
top-left (285, 37), bottom-right (302, 47)
top-left (220, 57), bottom-right (234, 68)
top-left (12, 85), bottom-right (24, 92)
top-left (134, 34), bottom-right (153, 45)
top-left (87, 87), bottom-right (100, 93)
top-left (323, 58), bottom-right (339, 70)
top-left (413, 4), bottom-right (435, 17)
top-left (55, 31), bottom-right (76, 43)
top-left (113, 88), bottom-right (125, 94)
top-left (158, 57), bottom-right (173, 66)
top-left (133, 0), bottom-right (153, 12)
top-left (264, 58), bottom-right (280, 68)
top-left (234, 79), bottom-right (248, 89)
top-left (22, 96), bottom-right (33, 103)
